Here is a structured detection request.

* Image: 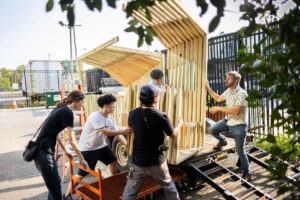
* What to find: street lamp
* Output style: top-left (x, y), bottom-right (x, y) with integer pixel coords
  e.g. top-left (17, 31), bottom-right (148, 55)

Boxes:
top-left (58, 21), bottom-right (81, 85)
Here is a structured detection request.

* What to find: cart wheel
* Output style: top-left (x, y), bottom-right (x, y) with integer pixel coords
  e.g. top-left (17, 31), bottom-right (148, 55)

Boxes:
top-left (112, 135), bottom-right (129, 172)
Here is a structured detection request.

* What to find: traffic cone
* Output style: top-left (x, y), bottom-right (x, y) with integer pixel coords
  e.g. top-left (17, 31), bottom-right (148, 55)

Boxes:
top-left (12, 99), bottom-right (18, 109)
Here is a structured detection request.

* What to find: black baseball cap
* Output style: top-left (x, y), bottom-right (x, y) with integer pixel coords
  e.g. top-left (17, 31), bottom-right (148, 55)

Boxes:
top-left (140, 84), bottom-right (162, 99)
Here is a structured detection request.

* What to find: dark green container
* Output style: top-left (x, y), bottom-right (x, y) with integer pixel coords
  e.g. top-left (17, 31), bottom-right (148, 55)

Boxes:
top-left (45, 92), bottom-right (62, 108)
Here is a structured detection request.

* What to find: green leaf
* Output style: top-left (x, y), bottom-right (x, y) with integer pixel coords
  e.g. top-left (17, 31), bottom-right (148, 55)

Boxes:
top-left (125, 1), bottom-right (140, 18)
top-left (196, 0), bottom-right (208, 16)
top-left (238, 49), bottom-right (245, 54)
top-left (209, 15), bottom-right (220, 33)
top-left (84, 0), bottom-right (94, 11)
top-left (124, 26), bottom-right (137, 33)
top-left (138, 38), bottom-right (143, 47)
top-left (46, 0), bottom-right (54, 12)
top-left (253, 44), bottom-right (261, 54)
top-left (270, 145), bottom-right (282, 155)
top-left (266, 134), bottom-right (276, 143)
top-left (271, 109), bottom-right (281, 120)
top-left (146, 26), bottom-right (157, 36)
top-left (94, 0), bottom-right (102, 11)
top-left (137, 26), bottom-right (144, 38)
top-left (145, 8), bottom-right (152, 21)
top-left (145, 34), bottom-right (153, 45)
top-left (260, 72), bottom-right (278, 88)
top-left (129, 19), bottom-right (138, 26)
top-left (67, 6), bottom-right (75, 26)
top-left (107, 0), bottom-right (116, 8)
top-left (247, 89), bottom-right (261, 99)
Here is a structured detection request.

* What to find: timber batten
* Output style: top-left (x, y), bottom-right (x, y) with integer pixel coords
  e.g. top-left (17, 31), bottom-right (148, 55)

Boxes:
top-left (124, 0), bottom-right (207, 165)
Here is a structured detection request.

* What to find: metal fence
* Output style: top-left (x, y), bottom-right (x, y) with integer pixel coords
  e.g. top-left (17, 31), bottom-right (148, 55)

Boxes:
top-left (207, 25), bottom-right (282, 136)
top-left (0, 91), bottom-right (31, 109)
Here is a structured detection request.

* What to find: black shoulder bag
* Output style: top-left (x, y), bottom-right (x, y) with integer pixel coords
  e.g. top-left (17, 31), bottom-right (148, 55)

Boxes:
top-left (22, 118), bottom-right (47, 162)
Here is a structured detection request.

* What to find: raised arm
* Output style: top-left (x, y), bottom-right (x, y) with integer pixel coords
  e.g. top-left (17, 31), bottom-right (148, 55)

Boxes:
top-left (205, 80), bottom-right (225, 103)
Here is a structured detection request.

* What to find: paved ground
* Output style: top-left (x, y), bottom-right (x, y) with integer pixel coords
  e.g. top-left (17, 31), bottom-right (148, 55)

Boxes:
top-left (0, 108), bottom-right (288, 200)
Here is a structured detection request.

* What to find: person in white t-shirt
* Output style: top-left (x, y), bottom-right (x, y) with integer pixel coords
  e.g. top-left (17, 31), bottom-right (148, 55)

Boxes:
top-left (64, 94), bottom-right (131, 200)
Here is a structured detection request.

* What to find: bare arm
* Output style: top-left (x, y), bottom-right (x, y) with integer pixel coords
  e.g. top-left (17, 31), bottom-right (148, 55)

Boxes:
top-left (67, 127), bottom-right (89, 169)
top-left (116, 134), bottom-right (127, 146)
top-left (210, 105), bottom-right (244, 115)
top-left (56, 135), bottom-right (68, 153)
top-left (171, 119), bottom-right (184, 138)
top-left (205, 80), bottom-right (225, 103)
top-left (100, 128), bottom-right (132, 136)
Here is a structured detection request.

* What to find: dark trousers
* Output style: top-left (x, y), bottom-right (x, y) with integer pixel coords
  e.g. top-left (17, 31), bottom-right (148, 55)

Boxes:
top-left (34, 150), bottom-right (62, 200)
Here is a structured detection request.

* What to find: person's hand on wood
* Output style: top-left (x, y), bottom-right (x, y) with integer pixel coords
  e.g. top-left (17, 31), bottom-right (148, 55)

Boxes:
top-left (122, 127), bottom-right (132, 135)
top-left (176, 117), bottom-right (184, 127)
top-left (205, 80), bottom-right (210, 90)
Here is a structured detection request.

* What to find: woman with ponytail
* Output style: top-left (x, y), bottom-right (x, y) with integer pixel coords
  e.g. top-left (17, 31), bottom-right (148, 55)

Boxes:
top-left (33, 90), bottom-right (89, 200)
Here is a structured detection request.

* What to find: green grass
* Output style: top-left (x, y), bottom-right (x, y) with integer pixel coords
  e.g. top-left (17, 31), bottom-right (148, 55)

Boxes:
top-left (254, 134), bottom-right (300, 165)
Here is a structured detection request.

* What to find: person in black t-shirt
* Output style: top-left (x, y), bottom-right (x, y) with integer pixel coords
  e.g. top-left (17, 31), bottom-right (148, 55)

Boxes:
top-left (122, 84), bottom-right (183, 200)
top-left (33, 90), bottom-right (89, 200)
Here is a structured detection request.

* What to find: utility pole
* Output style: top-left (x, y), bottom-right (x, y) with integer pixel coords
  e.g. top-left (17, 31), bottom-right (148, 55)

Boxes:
top-left (58, 21), bottom-right (81, 88)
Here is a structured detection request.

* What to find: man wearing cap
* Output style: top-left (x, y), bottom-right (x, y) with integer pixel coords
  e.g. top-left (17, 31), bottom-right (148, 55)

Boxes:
top-left (122, 84), bottom-right (183, 200)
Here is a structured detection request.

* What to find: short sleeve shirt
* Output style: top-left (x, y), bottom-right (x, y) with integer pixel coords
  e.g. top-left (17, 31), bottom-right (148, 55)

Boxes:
top-left (128, 107), bottom-right (174, 167)
top-left (39, 106), bottom-right (74, 153)
top-left (221, 86), bottom-right (248, 126)
top-left (79, 111), bottom-right (118, 151)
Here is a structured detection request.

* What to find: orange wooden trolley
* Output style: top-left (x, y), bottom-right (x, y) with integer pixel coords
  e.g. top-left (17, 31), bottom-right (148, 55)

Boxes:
top-left (69, 157), bottom-right (186, 200)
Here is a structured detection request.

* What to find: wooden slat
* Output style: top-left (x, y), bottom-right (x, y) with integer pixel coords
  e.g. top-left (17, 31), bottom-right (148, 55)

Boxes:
top-left (237, 188), bottom-right (255, 199)
top-left (78, 36), bottom-right (119, 60)
top-left (214, 173), bottom-right (232, 183)
top-left (225, 180), bottom-right (242, 191)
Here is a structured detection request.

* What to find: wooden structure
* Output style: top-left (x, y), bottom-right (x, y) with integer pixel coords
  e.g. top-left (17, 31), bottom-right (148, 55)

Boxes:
top-left (78, 37), bottom-right (162, 89)
top-left (123, 0), bottom-right (207, 164)
top-left (79, 0), bottom-right (207, 165)
top-left (69, 157), bottom-right (186, 200)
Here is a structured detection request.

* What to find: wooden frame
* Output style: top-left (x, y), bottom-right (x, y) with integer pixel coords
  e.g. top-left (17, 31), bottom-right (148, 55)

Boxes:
top-left (81, 0), bottom-right (207, 165)
top-left (78, 36), bottom-right (163, 87)
top-left (69, 157), bottom-right (102, 200)
top-left (123, 0), bottom-right (208, 164)
top-left (69, 157), bottom-right (186, 200)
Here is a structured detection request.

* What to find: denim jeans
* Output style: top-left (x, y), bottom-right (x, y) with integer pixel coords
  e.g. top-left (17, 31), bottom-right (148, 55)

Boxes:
top-left (34, 150), bottom-right (62, 200)
top-left (208, 119), bottom-right (250, 175)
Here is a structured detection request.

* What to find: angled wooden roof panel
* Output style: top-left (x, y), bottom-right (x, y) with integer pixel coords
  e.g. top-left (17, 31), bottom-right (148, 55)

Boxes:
top-left (78, 38), bottom-right (162, 87)
top-left (125, 0), bottom-right (206, 48)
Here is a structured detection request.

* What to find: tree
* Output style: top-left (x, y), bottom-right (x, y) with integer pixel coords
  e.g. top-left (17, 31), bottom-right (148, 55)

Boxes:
top-left (0, 68), bottom-right (13, 91)
top-left (62, 60), bottom-right (77, 75)
top-left (237, 1), bottom-right (300, 198)
top-left (45, 0), bottom-right (225, 47)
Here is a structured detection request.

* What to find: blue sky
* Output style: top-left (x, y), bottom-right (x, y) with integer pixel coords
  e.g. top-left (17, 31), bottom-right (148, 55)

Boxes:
top-left (0, 0), bottom-right (295, 69)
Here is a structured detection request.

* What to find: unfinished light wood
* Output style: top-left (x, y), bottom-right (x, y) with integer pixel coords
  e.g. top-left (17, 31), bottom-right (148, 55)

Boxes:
top-left (120, 0), bottom-right (208, 165)
top-left (78, 38), bottom-right (162, 87)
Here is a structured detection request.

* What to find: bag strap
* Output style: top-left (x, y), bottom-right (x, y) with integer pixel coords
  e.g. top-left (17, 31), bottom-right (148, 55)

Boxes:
top-left (30, 117), bottom-right (48, 142)
top-left (140, 107), bottom-right (161, 147)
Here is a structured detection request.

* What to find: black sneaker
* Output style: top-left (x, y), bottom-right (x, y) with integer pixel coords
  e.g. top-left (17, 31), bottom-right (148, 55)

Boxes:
top-left (63, 194), bottom-right (73, 200)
